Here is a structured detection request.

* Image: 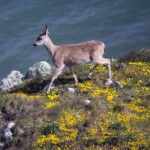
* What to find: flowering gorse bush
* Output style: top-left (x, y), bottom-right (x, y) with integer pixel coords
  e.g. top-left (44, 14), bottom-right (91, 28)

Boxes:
top-left (44, 88), bottom-right (60, 109)
top-left (10, 62), bottom-right (150, 149)
top-left (34, 109), bottom-right (87, 149)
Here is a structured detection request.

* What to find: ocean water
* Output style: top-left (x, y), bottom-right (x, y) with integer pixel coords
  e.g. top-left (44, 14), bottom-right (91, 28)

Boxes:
top-left (0, 0), bottom-right (150, 79)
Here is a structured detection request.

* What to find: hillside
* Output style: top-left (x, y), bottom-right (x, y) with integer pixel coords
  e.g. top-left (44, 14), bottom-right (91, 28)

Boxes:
top-left (0, 50), bottom-right (150, 150)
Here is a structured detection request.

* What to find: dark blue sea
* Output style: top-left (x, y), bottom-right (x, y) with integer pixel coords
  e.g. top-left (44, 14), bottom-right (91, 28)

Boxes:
top-left (0, 0), bottom-right (150, 79)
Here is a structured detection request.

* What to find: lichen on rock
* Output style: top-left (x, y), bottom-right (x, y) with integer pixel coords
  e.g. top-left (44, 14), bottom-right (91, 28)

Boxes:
top-left (25, 61), bottom-right (52, 79)
top-left (0, 71), bottom-right (24, 91)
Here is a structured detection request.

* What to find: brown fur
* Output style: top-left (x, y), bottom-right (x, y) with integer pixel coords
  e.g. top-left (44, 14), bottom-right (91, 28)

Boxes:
top-left (53, 41), bottom-right (105, 67)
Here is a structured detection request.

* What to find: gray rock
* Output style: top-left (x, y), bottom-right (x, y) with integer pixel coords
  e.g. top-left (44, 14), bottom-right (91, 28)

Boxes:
top-left (25, 61), bottom-right (52, 78)
top-left (0, 142), bottom-right (4, 148)
top-left (113, 81), bottom-right (123, 88)
top-left (3, 122), bottom-right (15, 140)
top-left (7, 122), bottom-right (15, 130)
top-left (3, 128), bottom-right (13, 140)
top-left (83, 99), bottom-right (91, 105)
top-left (105, 78), bottom-right (113, 86)
top-left (67, 87), bottom-right (75, 93)
top-left (0, 71), bottom-right (24, 91)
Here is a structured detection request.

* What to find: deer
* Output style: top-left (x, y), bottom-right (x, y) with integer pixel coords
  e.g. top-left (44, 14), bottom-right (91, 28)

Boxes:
top-left (33, 25), bottom-right (112, 94)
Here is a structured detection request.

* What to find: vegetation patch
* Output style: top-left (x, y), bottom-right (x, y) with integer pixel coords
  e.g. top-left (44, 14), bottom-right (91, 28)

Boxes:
top-left (0, 49), bottom-right (150, 149)
top-left (119, 48), bottom-right (150, 62)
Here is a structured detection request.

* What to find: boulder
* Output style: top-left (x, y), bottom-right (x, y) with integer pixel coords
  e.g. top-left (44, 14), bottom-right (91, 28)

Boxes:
top-left (0, 71), bottom-right (24, 91)
top-left (25, 61), bottom-right (52, 78)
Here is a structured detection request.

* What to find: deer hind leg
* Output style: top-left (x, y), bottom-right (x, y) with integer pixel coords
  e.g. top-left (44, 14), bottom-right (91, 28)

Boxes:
top-left (88, 63), bottom-right (99, 78)
top-left (47, 66), bottom-right (64, 94)
top-left (69, 66), bottom-right (78, 83)
top-left (97, 58), bottom-right (112, 79)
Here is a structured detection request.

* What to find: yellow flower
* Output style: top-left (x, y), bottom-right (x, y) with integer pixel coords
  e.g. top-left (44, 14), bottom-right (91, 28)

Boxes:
top-left (13, 92), bottom-right (46, 100)
top-left (34, 134), bottom-right (60, 146)
top-left (88, 64), bottom-right (106, 73)
top-left (87, 128), bottom-right (98, 136)
top-left (91, 87), bottom-right (118, 101)
top-left (77, 80), bottom-right (94, 92)
top-left (44, 101), bottom-right (60, 109)
top-left (47, 88), bottom-right (59, 101)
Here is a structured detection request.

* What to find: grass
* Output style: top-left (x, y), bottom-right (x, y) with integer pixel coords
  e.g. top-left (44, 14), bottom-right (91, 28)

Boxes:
top-left (0, 49), bottom-right (150, 150)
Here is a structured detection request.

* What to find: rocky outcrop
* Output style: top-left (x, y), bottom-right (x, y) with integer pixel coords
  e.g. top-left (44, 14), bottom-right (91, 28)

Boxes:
top-left (25, 61), bottom-right (52, 78)
top-left (3, 122), bottom-right (15, 140)
top-left (0, 61), bottom-right (52, 92)
top-left (0, 71), bottom-right (24, 91)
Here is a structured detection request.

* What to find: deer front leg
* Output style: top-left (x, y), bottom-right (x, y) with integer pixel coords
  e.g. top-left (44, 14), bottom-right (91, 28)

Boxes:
top-left (47, 66), bottom-right (64, 94)
top-left (99, 58), bottom-right (112, 79)
top-left (88, 63), bottom-right (99, 78)
top-left (69, 66), bottom-right (78, 83)
top-left (108, 59), bottom-right (112, 79)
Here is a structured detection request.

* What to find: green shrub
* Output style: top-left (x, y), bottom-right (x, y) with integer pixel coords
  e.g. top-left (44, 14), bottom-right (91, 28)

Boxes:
top-left (119, 49), bottom-right (150, 62)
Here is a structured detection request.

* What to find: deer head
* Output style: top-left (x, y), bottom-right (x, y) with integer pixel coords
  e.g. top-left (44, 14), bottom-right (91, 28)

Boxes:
top-left (33, 25), bottom-right (50, 47)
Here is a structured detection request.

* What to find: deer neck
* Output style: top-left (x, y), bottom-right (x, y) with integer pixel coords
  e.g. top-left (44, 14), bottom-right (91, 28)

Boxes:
top-left (44, 37), bottom-right (57, 57)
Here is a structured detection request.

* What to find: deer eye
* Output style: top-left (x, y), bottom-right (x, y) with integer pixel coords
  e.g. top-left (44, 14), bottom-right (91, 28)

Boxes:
top-left (37, 37), bottom-right (43, 41)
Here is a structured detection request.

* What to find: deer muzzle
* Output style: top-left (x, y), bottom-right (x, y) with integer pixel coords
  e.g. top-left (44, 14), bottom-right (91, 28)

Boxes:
top-left (33, 43), bottom-right (38, 47)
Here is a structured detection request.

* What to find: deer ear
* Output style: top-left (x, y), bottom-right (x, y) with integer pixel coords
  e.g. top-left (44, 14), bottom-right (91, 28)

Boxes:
top-left (42, 25), bottom-right (50, 35)
top-left (45, 25), bottom-right (50, 35)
